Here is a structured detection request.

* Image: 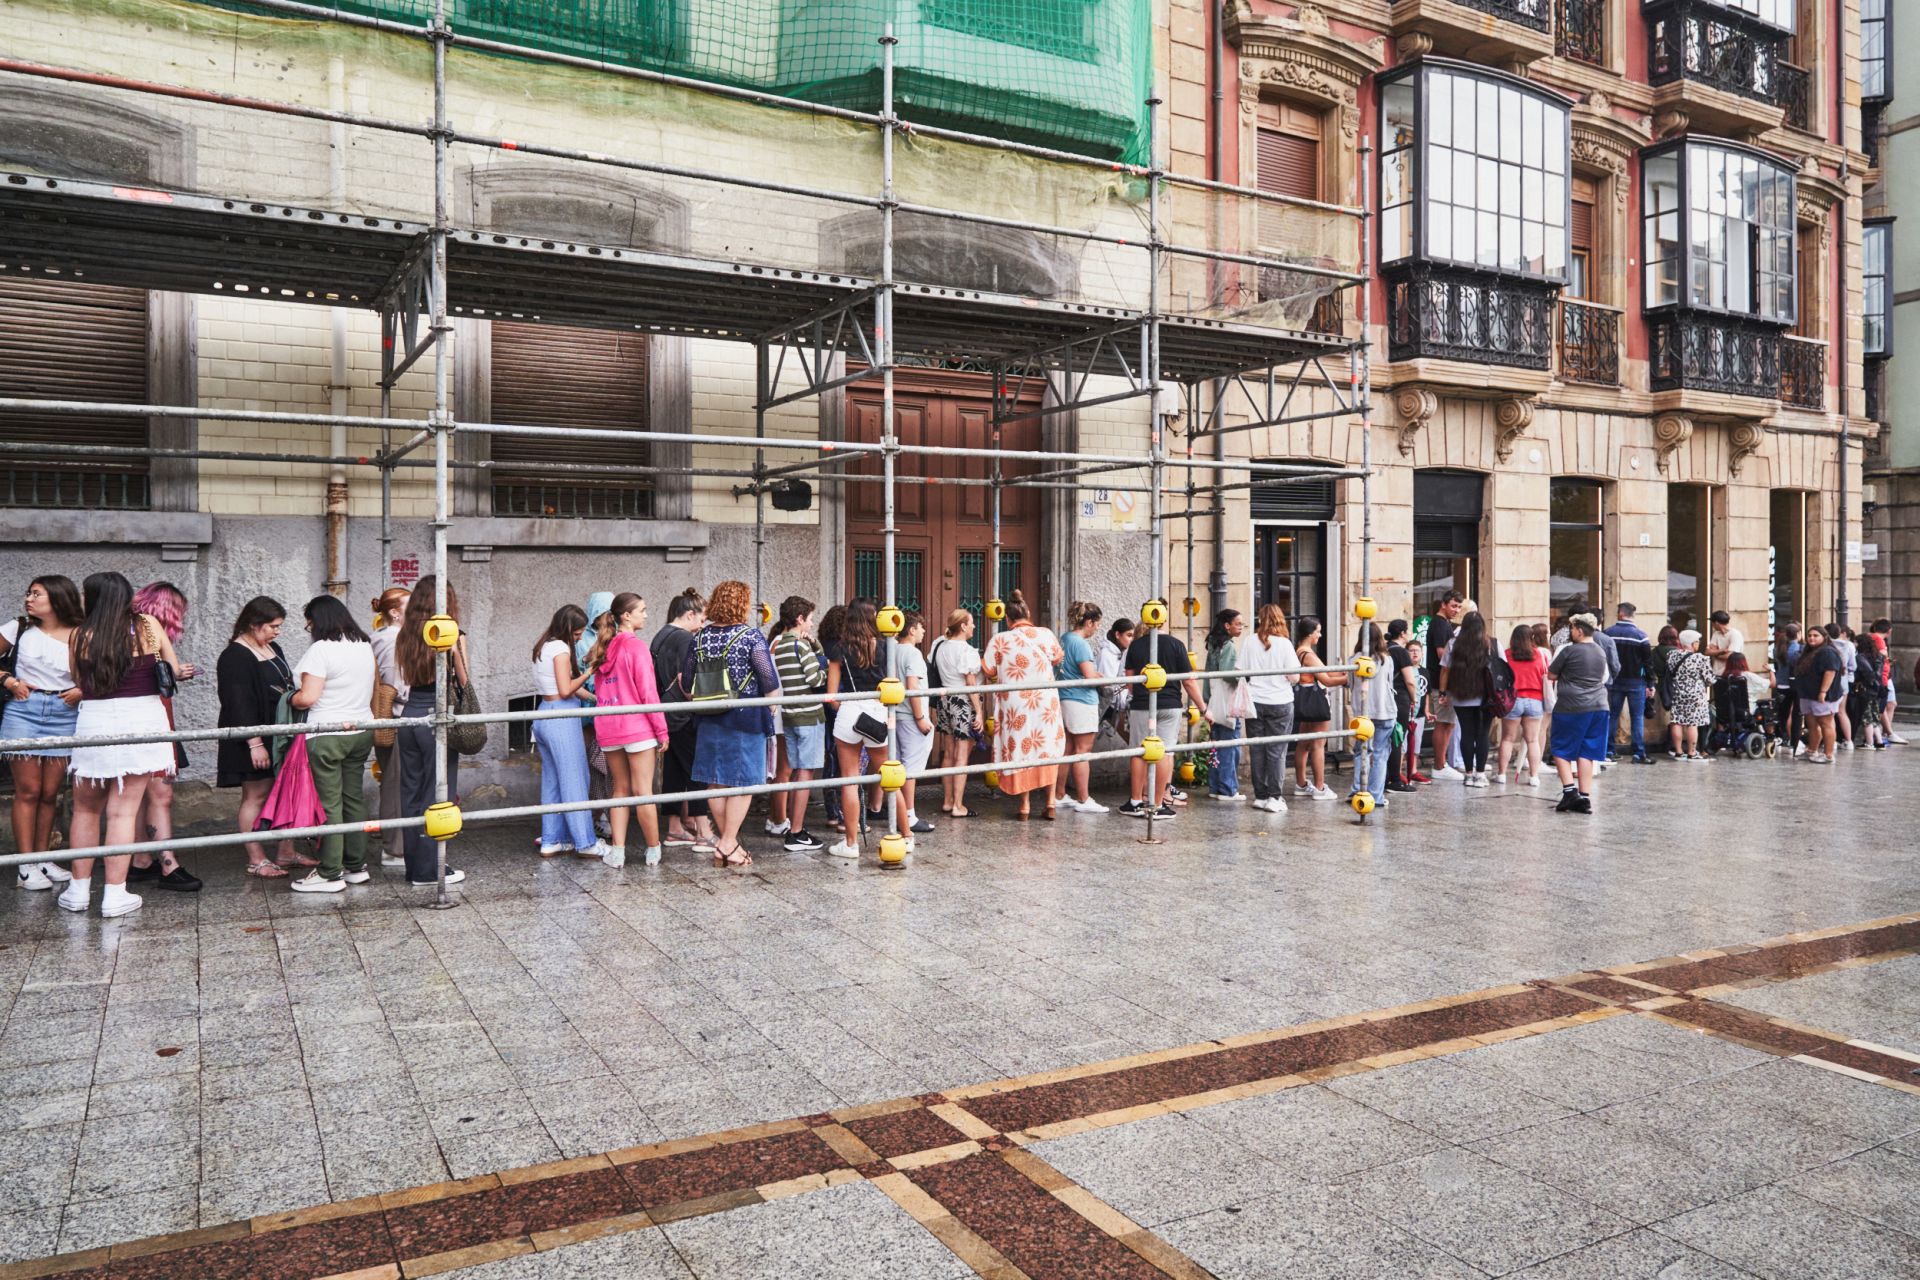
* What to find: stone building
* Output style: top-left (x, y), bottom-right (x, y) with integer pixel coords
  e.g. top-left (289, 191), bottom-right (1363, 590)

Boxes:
top-left (1860, 0), bottom-right (1908, 637)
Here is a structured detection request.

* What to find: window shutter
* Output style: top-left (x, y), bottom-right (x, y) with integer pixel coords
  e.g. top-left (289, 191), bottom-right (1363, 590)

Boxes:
top-left (0, 277), bottom-right (149, 509)
top-left (489, 322), bottom-right (652, 519)
top-left (1570, 199), bottom-right (1595, 253)
top-left (1256, 128), bottom-right (1320, 201)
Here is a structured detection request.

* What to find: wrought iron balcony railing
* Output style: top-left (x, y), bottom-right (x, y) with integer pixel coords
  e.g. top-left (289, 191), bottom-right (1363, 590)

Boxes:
top-left (1778, 335), bottom-right (1825, 410)
top-left (1555, 0), bottom-right (1606, 64)
top-left (1776, 60), bottom-right (1810, 130)
top-left (1456, 0), bottom-right (1552, 32)
top-left (1648, 313), bottom-right (1782, 398)
top-left (1387, 265), bottom-right (1557, 370)
top-left (1556, 300), bottom-right (1621, 385)
top-left (1646, 0), bottom-right (1789, 108)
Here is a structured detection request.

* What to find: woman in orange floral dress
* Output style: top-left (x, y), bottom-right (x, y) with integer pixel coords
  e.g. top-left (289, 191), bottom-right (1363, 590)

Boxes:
top-left (981, 590), bottom-right (1066, 819)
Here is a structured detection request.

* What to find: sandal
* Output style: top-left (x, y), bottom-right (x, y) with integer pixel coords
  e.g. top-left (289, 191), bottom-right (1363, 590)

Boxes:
top-left (245, 860), bottom-right (288, 878)
top-left (950, 807), bottom-right (973, 819)
top-left (1043, 804), bottom-right (1057, 820)
top-left (718, 842), bottom-right (752, 868)
top-left (277, 850), bottom-right (320, 869)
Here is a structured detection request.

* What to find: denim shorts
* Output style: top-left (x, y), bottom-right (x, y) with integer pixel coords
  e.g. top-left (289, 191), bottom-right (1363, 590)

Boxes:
top-left (0, 690), bottom-right (78, 758)
top-left (1504, 696), bottom-right (1544, 721)
top-left (783, 720), bottom-right (826, 771)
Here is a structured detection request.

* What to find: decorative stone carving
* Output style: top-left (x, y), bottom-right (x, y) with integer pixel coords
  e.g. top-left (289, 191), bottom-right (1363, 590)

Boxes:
top-left (1586, 90), bottom-right (1611, 113)
top-left (1294, 4), bottom-right (1331, 34)
top-left (1394, 387), bottom-right (1438, 457)
top-left (1571, 134), bottom-right (1630, 208)
top-left (1652, 413), bottom-right (1693, 475)
top-left (1493, 398), bottom-right (1535, 463)
top-left (1652, 109), bottom-right (1689, 139)
top-left (1396, 32), bottom-right (1435, 59)
top-left (1727, 421), bottom-right (1764, 477)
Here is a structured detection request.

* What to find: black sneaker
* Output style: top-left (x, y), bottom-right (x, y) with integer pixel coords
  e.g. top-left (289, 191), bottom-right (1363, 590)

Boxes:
top-left (1572, 794), bottom-right (1593, 814)
top-left (1555, 789), bottom-right (1579, 812)
top-left (1386, 781), bottom-right (1415, 793)
top-left (1152, 803), bottom-right (1178, 819)
top-left (783, 829), bottom-right (824, 852)
top-left (156, 865), bottom-right (202, 893)
top-left (1118, 800), bottom-right (1150, 819)
top-left (1632, 754), bottom-right (1651, 765)
top-left (125, 861), bottom-right (162, 883)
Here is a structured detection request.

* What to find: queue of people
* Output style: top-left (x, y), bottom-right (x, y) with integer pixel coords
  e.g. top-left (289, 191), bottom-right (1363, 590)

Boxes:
top-left (4, 571), bottom-right (1911, 913)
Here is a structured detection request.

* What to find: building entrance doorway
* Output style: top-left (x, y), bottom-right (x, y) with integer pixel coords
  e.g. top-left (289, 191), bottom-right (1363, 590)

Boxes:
top-left (844, 371), bottom-right (1045, 643)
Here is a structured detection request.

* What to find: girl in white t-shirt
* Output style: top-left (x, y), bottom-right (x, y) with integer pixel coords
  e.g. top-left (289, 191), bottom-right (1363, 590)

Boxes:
top-left (1, 575), bottom-right (84, 891)
top-left (287, 596), bottom-right (378, 892)
top-left (529, 603), bottom-right (610, 862)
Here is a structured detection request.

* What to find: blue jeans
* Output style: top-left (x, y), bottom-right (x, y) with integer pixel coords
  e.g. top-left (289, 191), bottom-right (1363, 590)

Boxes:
top-left (533, 698), bottom-right (597, 852)
top-left (1350, 718), bottom-right (1394, 801)
top-left (1209, 721), bottom-right (1241, 795)
top-left (1608, 684), bottom-right (1647, 758)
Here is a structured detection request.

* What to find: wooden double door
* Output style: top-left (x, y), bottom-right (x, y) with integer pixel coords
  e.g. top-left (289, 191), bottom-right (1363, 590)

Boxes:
top-left (845, 370), bottom-right (1045, 639)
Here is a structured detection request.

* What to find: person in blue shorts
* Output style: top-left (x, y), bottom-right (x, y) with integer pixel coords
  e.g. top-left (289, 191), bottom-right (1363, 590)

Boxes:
top-left (1546, 614), bottom-right (1610, 814)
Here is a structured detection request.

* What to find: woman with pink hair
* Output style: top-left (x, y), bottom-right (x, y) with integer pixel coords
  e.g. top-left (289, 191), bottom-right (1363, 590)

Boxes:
top-left (127, 581), bottom-right (202, 891)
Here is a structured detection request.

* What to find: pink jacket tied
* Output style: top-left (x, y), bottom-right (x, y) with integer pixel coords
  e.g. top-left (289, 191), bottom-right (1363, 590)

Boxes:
top-left (594, 631), bottom-right (669, 749)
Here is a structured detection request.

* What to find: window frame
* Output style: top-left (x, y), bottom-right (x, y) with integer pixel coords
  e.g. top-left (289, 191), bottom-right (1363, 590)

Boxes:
top-left (1863, 217), bottom-right (1892, 358)
top-left (1548, 477), bottom-right (1607, 627)
top-left (1700, 0), bottom-right (1796, 32)
top-left (1665, 482), bottom-right (1724, 631)
top-left (1639, 137), bottom-right (1798, 326)
top-left (1376, 58), bottom-right (1574, 286)
top-left (1860, 0), bottom-right (1890, 102)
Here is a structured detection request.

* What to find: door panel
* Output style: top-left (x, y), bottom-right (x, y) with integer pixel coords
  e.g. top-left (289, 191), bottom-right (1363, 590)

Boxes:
top-left (846, 373), bottom-right (1044, 629)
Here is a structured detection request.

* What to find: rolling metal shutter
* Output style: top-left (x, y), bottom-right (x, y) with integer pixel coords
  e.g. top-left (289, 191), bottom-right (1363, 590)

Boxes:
top-left (489, 322), bottom-right (652, 520)
top-left (0, 277), bottom-right (149, 509)
top-left (1256, 128), bottom-right (1320, 202)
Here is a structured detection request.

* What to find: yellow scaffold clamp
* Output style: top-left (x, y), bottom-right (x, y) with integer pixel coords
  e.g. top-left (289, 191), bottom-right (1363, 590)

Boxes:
top-left (1185, 704), bottom-right (1202, 726)
top-left (876, 606), bottom-right (905, 637)
top-left (759, 602), bottom-right (773, 626)
top-left (983, 769), bottom-right (1001, 789)
top-left (984, 598), bottom-right (1007, 622)
top-left (878, 759), bottom-right (906, 792)
top-left (1354, 656), bottom-right (1377, 679)
top-left (1141, 663), bottom-right (1167, 692)
top-left (1182, 597), bottom-right (1200, 618)
top-left (1140, 599), bottom-right (1169, 628)
top-left (423, 801), bottom-right (463, 841)
top-left (422, 615), bottom-right (460, 650)
top-left (877, 677), bottom-right (905, 707)
top-left (1140, 735), bottom-right (1166, 763)
top-left (1350, 791), bottom-right (1376, 817)
top-left (1353, 596), bottom-right (1377, 621)
top-left (878, 832), bottom-right (908, 868)
top-left (1348, 716), bottom-right (1374, 742)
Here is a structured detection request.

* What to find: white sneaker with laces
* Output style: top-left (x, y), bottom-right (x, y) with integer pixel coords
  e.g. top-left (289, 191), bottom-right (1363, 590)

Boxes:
top-left (596, 841), bottom-right (625, 868)
top-left (56, 878), bottom-right (90, 912)
top-left (1890, 733), bottom-right (1910, 745)
top-left (1432, 766), bottom-right (1464, 780)
top-left (17, 866), bottom-right (51, 892)
top-left (100, 883), bottom-right (142, 918)
top-left (1074, 798), bottom-right (1110, 814)
top-left (643, 845), bottom-right (662, 866)
top-left (763, 820), bottom-right (790, 836)
top-left (539, 843), bottom-right (575, 857)
top-left (289, 871), bottom-right (344, 894)
top-left (342, 868), bottom-right (372, 884)
top-left (40, 863), bottom-right (71, 884)
top-left (1056, 796), bottom-right (1084, 813)
top-left (1311, 785), bottom-right (1338, 800)
top-left (382, 853), bottom-right (406, 868)
top-left (1524, 773), bottom-right (1540, 787)
top-left (823, 840), bottom-right (859, 860)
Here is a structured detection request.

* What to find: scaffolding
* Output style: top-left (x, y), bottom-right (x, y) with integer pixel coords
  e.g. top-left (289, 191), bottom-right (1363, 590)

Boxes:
top-left (0, 0), bottom-right (1377, 897)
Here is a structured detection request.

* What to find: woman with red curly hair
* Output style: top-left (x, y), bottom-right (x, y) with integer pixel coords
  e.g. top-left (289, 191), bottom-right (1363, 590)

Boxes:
top-left (681, 580), bottom-right (779, 867)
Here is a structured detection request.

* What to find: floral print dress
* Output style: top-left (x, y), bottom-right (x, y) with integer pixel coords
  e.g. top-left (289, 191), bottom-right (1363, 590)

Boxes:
top-left (981, 621), bottom-right (1066, 795)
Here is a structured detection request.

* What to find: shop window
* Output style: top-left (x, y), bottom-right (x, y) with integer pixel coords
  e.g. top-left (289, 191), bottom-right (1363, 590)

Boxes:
top-left (1769, 489), bottom-right (1807, 630)
top-left (1667, 483), bottom-right (1724, 632)
top-left (1549, 478), bottom-right (1605, 627)
top-left (1413, 468), bottom-right (1483, 620)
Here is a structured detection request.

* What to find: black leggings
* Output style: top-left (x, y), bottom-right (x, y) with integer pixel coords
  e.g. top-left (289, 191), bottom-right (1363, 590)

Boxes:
top-left (1455, 704), bottom-right (1492, 774)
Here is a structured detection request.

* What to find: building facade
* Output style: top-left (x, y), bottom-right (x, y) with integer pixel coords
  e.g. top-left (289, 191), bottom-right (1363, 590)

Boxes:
top-left (0, 0), bottom-right (1870, 777)
top-left (1860, 0), bottom-right (1908, 634)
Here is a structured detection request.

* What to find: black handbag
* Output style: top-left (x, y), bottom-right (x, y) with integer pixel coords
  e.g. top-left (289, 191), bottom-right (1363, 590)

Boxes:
top-left (0, 616), bottom-right (24, 681)
top-left (1295, 680), bottom-right (1332, 723)
top-left (840, 654), bottom-right (890, 745)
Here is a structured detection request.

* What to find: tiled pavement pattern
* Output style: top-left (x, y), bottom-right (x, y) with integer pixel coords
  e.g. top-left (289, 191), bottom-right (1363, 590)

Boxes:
top-left (0, 758), bottom-right (1917, 1277)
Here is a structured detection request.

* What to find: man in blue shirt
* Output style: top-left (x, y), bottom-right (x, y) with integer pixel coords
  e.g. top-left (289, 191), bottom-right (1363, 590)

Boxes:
top-left (1604, 603), bottom-right (1653, 764)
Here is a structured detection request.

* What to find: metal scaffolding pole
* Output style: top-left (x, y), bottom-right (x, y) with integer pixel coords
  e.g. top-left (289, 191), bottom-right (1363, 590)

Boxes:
top-left (1143, 95), bottom-right (1165, 848)
top-left (879, 25), bottom-right (904, 865)
top-left (428, 0), bottom-right (455, 909)
top-left (755, 343), bottom-right (769, 619)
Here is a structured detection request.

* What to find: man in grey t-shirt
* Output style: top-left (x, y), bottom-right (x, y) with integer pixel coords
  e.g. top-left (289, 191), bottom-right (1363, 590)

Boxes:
top-left (1547, 615), bottom-right (1611, 814)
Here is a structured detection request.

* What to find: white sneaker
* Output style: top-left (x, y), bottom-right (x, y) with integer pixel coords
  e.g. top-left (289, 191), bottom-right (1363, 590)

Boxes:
top-left (381, 853), bottom-right (406, 868)
top-left (289, 871), bottom-right (345, 894)
top-left (643, 846), bottom-right (662, 866)
top-left (1432, 766), bottom-right (1464, 780)
top-left (1056, 797), bottom-right (1084, 813)
top-left (1074, 798), bottom-right (1110, 814)
top-left (1491, 771), bottom-right (1507, 784)
top-left (1889, 733), bottom-right (1909, 745)
top-left (538, 842), bottom-right (575, 857)
top-left (406, 867), bottom-right (466, 886)
top-left (17, 866), bottom-right (51, 892)
top-left (1524, 773), bottom-right (1540, 787)
top-left (596, 841), bottom-right (625, 868)
top-left (40, 862), bottom-right (71, 884)
top-left (763, 820), bottom-right (790, 836)
top-left (100, 883), bottom-right (143, 918)
top-left (56, 879), bottom-right (90, 912)
top-left (1310, 785), bottom-right (1338, 801)
top-left (1793, 741), bottom-right (1807, 758)
top-left (342, 868), bottom-right (372, 884)
top-left (823, 841), bottom-right (859, 860)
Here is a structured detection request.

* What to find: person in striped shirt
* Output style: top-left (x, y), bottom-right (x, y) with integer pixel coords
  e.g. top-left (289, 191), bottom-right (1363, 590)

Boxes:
top-left (765, 596), bottom-right (827, 851)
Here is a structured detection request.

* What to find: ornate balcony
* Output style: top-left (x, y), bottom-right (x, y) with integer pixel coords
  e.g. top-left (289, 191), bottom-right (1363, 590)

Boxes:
top-left (1776, 61), bottom-right (1810, 131)
top-left (1555, 0), bottom-right (1606, 65)
top-left (1457, 0), bottom-right (1551, 31)
top-left (1392, 0), bottom-right (1554, 65)
top-left (1778, 336), bottom-right (1825, 410)
top-left (1645, 0), bottom-right (1790, 132)
top-left (1557, 300), bottom-right (1621, 385)
top-left (1648, 313), bottom-right (1782, 398)
top-left (1387, 265), bottom-right (1556, 370)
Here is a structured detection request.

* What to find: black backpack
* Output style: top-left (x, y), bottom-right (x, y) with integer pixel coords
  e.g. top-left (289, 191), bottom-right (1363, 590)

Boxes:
top-left (1486, 653), bottom-right (1516, 718)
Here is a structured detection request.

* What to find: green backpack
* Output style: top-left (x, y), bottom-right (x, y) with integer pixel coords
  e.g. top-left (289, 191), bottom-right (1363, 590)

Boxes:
top-left (690, 630), bottom-right (751, 714)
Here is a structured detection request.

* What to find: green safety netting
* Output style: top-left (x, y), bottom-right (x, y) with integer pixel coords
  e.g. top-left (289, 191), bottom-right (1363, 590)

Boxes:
top-left (211, 0), bottom-right (1152, 164)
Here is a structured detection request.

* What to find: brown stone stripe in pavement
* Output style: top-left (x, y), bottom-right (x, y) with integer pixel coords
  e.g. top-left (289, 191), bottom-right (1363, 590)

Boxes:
top-left (9, 908), bottom-right (1920, 1280)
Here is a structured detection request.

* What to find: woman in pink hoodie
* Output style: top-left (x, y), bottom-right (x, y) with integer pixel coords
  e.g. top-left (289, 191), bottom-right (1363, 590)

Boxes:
top-left (585, 593), bottom-right (668, 866)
